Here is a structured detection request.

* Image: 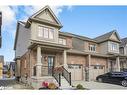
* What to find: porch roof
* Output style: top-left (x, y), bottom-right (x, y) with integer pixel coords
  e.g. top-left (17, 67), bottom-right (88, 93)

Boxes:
top-left (67, 49), bottom-right (109, 58)
top-left (28, 40), bottom-right (70, 50)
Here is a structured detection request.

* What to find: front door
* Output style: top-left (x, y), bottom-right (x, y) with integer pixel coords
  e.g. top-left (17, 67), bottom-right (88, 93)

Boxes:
top-left (48, 56), bottom-right (54, 75)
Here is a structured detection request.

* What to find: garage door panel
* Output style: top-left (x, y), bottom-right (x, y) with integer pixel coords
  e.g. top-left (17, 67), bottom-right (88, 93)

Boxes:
top-left (91, 65), bottom-right (105, 81)
top-left (68, 64), bottom-right (83, 81)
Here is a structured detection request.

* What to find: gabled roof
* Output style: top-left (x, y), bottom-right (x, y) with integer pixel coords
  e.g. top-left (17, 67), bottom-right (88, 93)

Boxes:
top-left (25, 5), bottom-right (62, 28)
top-left (94, 30), bottom-right (121, 43)
top-left (120, 37), bottom-right (127, 47)
top-left (59, 31), bottom-right (96, 42)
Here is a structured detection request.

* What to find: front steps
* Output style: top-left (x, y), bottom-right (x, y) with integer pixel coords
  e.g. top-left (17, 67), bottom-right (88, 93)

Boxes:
top-left (60, 76), bottom-right (72, 89)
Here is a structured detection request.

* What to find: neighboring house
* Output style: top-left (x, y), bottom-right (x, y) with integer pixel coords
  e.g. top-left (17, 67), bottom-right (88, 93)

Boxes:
top-left (119, 38), bottom-right (127, 71)
top-left (3, 64), bottom-right (9, 78)
top-left (0, 12), bottom-right (2, 48)
top-left (9, 62), bottom-right (15, 78)
top-left (14, 6), bottom-right (127, 89)
top-left (0, 55), bottom-right (4, 79)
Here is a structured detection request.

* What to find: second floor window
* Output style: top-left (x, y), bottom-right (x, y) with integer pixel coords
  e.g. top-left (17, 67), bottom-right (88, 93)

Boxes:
top-left (111, 42), bottom-right (118, 51)
top-left (89, 44), bottom-right (96, 52)
top-left (59, 38), bottom-right (66, 45)
top-left (38, 26), bottom-right (54, 39)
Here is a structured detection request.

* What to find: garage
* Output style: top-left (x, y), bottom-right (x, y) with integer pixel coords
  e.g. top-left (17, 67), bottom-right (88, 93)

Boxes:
top-left (90, 65), bottom-right (105, 81)
top-left (68, 64), bottom-right (83, 81)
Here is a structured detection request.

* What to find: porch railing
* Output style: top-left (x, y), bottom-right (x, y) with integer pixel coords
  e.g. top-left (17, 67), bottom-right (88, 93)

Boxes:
top-left (62, 66), bottom-right (71, 86)
top-left (33, 66), bottom-right (36, 76)
top-left (52, 68), bottom-right (61, 86)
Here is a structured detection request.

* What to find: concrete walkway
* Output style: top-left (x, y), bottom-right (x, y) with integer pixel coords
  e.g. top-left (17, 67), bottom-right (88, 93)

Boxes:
top-left (72, 81), bottom-right (127, 90)
top-left (0, 78), bottom-right (33, 90)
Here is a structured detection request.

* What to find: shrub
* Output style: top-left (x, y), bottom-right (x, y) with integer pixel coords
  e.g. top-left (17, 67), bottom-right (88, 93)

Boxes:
top-left (48, 83), bottom-right (57, 89)
top-left (76, 84), bottom-right (84, 90)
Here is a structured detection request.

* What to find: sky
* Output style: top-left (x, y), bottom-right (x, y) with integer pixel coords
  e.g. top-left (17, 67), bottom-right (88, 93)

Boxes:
top-left (0, 6), bottom-right (127, 62)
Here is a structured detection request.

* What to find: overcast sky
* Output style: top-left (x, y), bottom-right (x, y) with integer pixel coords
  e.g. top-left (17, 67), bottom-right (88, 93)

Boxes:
top-left (0, 6), bottom-right (127, 62)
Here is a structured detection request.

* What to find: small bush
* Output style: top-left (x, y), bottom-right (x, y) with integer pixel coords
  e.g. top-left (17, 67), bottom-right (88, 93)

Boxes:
top-left (76, 84), bottom-right (85, 90)
top-left (48, 83), bottom-right (57, 89)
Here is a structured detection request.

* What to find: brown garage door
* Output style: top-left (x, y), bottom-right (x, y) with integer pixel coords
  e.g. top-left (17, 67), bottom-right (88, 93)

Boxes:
top-left (91, 65), bottom-right (105, 81)
top-left (68, 64), bottom-right (83, 81)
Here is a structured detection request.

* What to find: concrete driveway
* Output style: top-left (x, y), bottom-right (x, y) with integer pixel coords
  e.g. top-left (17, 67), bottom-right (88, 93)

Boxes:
top-left (72, 81), bottom-right (127, 90)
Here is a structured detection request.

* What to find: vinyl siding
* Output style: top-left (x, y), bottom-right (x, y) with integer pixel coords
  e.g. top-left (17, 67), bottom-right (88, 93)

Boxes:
top-left (15, 24), bottom-right (31, 57)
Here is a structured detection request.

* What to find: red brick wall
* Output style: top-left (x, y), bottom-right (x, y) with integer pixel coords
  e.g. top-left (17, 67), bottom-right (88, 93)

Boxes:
top-left (67, 54), bottom-right (86, 65)
top-left (66, 37), bottom-right (73, 48)
top-left (91, 56), bottom-right (107, 66)
top-left (20, 51), bottom-right (30, 77)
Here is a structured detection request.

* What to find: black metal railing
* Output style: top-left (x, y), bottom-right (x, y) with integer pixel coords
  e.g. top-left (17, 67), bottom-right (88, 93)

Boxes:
top-left (41, 66), bottom-right (53, 76)
top-left (120, 68), bottom-right (127, 72)
top-left (33, 66), bottom-right (36, 76)
top-left (52, 68), bottom-right (61, 86)
top-left (62, 66), bottom-right (71, 86)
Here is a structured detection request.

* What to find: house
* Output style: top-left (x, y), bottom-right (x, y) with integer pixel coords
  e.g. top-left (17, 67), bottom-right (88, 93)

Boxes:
top-left (3, 64), bottom-right (9, 78)
top-left (119, 38), bottom-right (127, 71)
top-left (9, 62), bottom-right (15, 78)
top-left (14, 6), bottom-right (127, 89)
top-left (0, 55), bottom-right (4, 79)
top-left (0, 12), bottom-right (1, 48)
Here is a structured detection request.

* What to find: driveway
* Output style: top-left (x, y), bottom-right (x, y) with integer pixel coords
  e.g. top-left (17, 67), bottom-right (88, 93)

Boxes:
top-left (0, 78), bottom-right (33, 90)
top-left (72, 81), bottom-right (127, 89)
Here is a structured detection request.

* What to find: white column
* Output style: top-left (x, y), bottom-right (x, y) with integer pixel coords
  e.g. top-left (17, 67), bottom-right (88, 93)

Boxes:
top-left (116, 56), bottom-right (120, 71)
top-left (63, 50), bottom-right (67, 68)
top-left (36, 46), bottom-right (42, 78)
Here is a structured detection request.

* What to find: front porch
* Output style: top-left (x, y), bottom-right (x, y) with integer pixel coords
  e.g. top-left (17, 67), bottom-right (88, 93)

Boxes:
top-left (29, 44), bottom-right (70, 89)
top-left (108, 55), bottom-right (127, 72)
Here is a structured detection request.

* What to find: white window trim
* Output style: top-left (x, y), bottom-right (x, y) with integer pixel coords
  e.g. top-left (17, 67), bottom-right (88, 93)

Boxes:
top-left (37, 26), bottom-right (54, 39)
top-left (89, 44), bottom-right (96, 52)
top-left (59, 38), bottom-right (66, 45)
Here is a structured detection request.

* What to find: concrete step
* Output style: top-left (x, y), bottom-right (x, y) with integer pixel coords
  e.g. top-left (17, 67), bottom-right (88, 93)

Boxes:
top-left (60, 76), bottom-right (72, 89)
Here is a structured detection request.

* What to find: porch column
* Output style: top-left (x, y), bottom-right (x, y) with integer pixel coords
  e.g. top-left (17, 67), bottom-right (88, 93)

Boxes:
top-left (116, 56), bottom-right (120, 71)
top-left (107, 59), bottom-right (110, 72)
top-left (88, 54), bottom-right (91, 81)
top-left (63, 50), bottom-right (67, 68)
top-left (36, 46), bottom-right (42, 78)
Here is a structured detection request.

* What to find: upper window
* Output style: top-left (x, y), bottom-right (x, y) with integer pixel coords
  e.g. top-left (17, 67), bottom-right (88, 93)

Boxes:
top-left (89, 44), bottom-right (96, 52)
top-left (110, 42), bottom-right (118, 51)
top-left (59, 38), bottom-right (66, 45)
top-left (38, 26), bottom-right (54, 39)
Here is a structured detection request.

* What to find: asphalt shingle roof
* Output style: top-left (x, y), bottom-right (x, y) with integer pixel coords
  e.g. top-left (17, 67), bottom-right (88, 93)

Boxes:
top-left (94, 30), bottom-right (115, 43)
top-left (120, 37), bottom-right (127, 47)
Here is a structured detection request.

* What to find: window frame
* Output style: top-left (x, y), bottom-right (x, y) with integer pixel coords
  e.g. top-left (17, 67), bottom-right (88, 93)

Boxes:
top-left (37, 25), bottom-right (54, 39)
top-left (89, 44), bottom-right (96, 52)
top-left (59, 38), bottom-right (66, 45)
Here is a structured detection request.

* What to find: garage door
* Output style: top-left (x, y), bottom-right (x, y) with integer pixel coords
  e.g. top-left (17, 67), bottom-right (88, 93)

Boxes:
top-left (68, 64), bottom-right (83, 81)
top-left (91, 65), bottom-right (105, 81)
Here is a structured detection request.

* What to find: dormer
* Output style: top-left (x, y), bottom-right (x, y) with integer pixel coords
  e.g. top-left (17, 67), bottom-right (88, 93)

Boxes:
top-left (94, 30), bottom-right (121, 54)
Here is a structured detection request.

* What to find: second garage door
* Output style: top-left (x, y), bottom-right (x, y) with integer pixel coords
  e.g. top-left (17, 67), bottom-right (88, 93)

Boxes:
top-left (68, 64), bottom-right (83, 81)
top-left (90, 65), bottom-right (105, 81)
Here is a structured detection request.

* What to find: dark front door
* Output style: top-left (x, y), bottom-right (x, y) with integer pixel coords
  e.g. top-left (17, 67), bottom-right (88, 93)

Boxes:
top-left (48, 56), bottom-right (54, 75)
